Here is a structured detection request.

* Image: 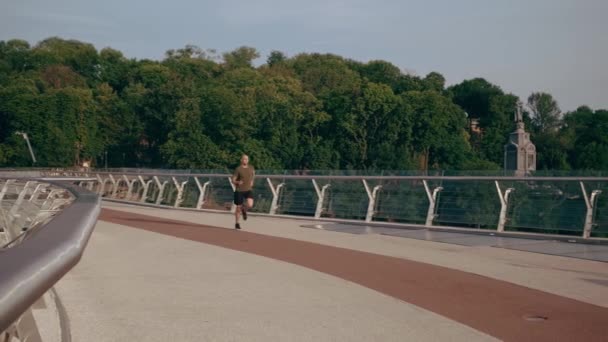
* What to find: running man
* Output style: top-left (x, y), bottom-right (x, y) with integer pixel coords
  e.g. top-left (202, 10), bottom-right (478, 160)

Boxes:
top-left (232, 154), bottom-right (255, 229)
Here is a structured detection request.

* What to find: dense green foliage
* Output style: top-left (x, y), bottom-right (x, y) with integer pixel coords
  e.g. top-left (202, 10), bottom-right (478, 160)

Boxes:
top-left (1, 37), bottom-right (607, 171)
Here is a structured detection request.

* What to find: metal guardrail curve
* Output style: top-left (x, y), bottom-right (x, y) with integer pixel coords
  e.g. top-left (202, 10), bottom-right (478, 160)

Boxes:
top-left (0, 179), bottom-right (101, 334)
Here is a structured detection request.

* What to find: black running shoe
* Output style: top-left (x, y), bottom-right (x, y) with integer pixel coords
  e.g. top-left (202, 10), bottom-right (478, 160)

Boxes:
top-left (242, 207), bottom-right (248, 221)
top-left (235, 223), bottom-right (241, 230)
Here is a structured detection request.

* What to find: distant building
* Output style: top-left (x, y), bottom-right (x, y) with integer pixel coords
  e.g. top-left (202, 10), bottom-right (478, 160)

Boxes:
top-left (468, 118), bottom-right (482, 135)
top-left (504, 103), bottom-right (536, 176)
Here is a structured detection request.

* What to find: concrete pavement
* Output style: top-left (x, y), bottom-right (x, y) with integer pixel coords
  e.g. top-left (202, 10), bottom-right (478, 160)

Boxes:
top-left (54, 213), bottom-right (494, 341)
top-left (49, 202), bottom-right (608, 341)
top-left (105, 203), bottom-right (608, 308)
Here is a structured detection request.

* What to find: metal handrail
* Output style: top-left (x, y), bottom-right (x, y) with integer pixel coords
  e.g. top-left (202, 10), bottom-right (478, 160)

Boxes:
top-left (0, 179), bottom-right (101, 333)
top-left (63, 169), bottom-right (606, 240)
top-left (22, 169), bottom-right (608, 239)
top-left (46, 170), bottom-right (608, 182)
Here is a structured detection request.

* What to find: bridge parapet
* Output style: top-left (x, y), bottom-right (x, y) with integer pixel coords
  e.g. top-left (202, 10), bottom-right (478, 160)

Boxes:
top-left (42, 169), bottom-right (607, 240)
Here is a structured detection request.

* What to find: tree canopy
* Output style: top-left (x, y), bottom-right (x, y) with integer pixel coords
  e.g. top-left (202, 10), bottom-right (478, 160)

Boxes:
top-left (0, 37), bottom-right (606, 171)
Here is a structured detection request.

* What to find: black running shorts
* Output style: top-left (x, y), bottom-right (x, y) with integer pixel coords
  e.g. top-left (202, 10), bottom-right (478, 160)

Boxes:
top-left (234, 191), bottom-right (253, 205)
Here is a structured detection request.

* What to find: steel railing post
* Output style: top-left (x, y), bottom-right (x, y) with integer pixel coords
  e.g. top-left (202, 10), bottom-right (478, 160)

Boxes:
top-left (581, 182), bottom-right (602, 239)
top-left (138, 176), bottom-right (153, 203)
top-left (122, 175), bottom-right (137, 201)
top-left (171, 177), bottom-right (189, 208)
top-left (228, 177), bottom-right (236, 213)
top-left (362, 179), bottom-right (382, 223)
top-left (267, 178), bottom-right (285, 215)
top-left (109, 174), bottom-right (120, 198)
top-left (423, 180), bottom-right (443, 227)
top-left (495, 181), bottom-right (515, 233)
top-left (153, 176), bottom-right (169, 205)
top-left (312, 179), bottom-right (330, 219)
top-left (194, 177), bottom-right (210, 209)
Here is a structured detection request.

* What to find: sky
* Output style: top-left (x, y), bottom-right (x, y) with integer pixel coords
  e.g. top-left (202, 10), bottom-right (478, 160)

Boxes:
top-left (1, 0), bottom-right (607, 111)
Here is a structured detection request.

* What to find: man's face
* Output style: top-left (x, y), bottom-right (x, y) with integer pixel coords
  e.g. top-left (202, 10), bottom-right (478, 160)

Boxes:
top-left (241, 155), bottom-right (249, 166)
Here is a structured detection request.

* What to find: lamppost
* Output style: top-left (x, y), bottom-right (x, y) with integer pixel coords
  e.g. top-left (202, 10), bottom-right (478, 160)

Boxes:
top-left (14, 131), bottom-right (36, 165)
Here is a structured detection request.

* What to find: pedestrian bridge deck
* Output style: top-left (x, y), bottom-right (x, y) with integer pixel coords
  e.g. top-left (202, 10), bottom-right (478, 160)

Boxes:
top-left (52, 202), bottom-right (608, 342)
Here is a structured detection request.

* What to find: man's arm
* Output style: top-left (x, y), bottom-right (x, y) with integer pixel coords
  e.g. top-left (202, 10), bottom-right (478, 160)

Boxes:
top-left (232, 168), bottom-right (242, 186)
top-left (250, 168), bottom-right (255, 188)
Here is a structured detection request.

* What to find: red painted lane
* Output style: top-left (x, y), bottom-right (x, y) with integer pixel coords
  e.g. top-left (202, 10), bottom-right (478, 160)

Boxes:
top-left (100, 208), bottom-right (608, 342)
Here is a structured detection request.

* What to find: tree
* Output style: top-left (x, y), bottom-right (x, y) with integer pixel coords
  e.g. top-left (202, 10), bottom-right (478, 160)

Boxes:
top-left (40, 65), bottom-right (87, 89)
top-left (344, 82), bottom-right (403, 169)
top-left (355, 60), bottom-right (402, 90)
top-left (122, 62), bottom-right (183, 166)
top-left (45, 87), bottom-right (99, 166)
top-left (562, 107), bottom-right (608, 170)
top-left (165, 45), bottom-right (217, 60)
top-left (252, 73), bottom-right (330, 169)
top-left (449, 78), bottom-right (502, 118)
top-left (201, 68), bottom-right (261, 149)
top-left (222, 46), bottom-right (260, 69)
top-left (533, 133), bottom-right (570, 170)
top-left (0, 39), bottom-right (32, 72)
top-left (423, 72), bottom-right (445, 92)
top-left (449, 78), bottom-right (517, 165)
top-left (1, 36), bottom-right (607, 173)
top-left (402, 90), bottom-right (470, 170)
top-left (93, 82), bottom-right (142, 167)
top-left (267, 50), bottom-right (287, 67)
top-left (161, 97), bottom-right (228, 169)
top-left (527, 92), bottom-right (561, 133)
top-left (98, 47), bottom-right (132, 92)
top-left (0, 143), bottom-right (13, 165)
top-left (288, 53), bottom-right (362, 98)
top-left (0, 77), bottom-right (45, 166)
top-left (33, 37), bottom-right (99, 81)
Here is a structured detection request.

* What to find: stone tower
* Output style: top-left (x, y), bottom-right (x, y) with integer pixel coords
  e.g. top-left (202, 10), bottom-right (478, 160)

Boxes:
top-left (504, 102), bottom-right (536, 176)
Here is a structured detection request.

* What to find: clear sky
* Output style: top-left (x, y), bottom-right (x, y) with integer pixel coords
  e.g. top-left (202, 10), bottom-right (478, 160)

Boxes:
top-left (1, 0), bottom-right (607, 111)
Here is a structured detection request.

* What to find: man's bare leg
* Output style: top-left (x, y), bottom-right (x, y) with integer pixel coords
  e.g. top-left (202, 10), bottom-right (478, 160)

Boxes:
top-left (235, 205), bottom-right (241, 229)
top-left (242, 198), bottom-right (254, 221)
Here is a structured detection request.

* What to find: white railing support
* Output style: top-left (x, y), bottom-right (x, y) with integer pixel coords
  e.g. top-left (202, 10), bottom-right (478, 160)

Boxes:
top-left (98, 175), bottom-right (112, 195)
top-left (0, 180), bottom-right (15, 202)
top-left (122, 175), bottom-right (137, 201)
top-left (41, 189), bottom-right (63, 210)
top-left (7, 182), bottom-right (36, 235)
top-left (109, 174), bottom-right (119, 198)
top-left (495, 181), bottom-right (515, 233)
top-left (312, 179), bottom-right (331, 219)
top-left (138, 176), bottom-right (153, 203)
top-left (228, 177), bottom-right (236, 213)
top-left (9, 181), bottom-right (35, 215)
top-left (153, 176), bottom-right (169, 205)
top-left (581, 182), bottom-right (602, 239)
top-left (267, 178), bottom-right (285, 215)
top-left (362, 179), bottom-right (382, 223)
top-left (423, 180), bottom-right (443, 227)
top-left (194, 178), bottom-right (211, 209)
top-left (28, 184), bottom-right (46, 202)
top-left (172, 177), bottom-right (189, 208)
top-left (95, 174), bottom-right (104, 194)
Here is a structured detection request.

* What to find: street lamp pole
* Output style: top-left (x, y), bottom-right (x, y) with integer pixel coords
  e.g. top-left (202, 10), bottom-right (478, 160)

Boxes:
top-left (15, 132), bottom-right (37, 164)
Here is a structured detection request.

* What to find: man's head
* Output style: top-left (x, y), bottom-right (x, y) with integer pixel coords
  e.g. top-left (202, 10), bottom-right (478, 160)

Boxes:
top-left (240, 154), bottom-right (249, 166)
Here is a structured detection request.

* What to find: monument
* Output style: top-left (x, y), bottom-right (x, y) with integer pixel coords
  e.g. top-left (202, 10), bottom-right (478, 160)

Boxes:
top-left (504, 102), bottom-right (536, 176)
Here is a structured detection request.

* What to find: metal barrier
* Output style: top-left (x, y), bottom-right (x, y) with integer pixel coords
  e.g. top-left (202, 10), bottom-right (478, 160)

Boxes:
top-left (0, 177), bottom-right (101, 341)
top-left (44, 170), bottom-right (607, 239)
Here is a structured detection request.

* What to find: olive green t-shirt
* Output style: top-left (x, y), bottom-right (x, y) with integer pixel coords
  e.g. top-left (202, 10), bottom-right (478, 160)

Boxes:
top-left (233, 165), bottom-right (255, 192)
